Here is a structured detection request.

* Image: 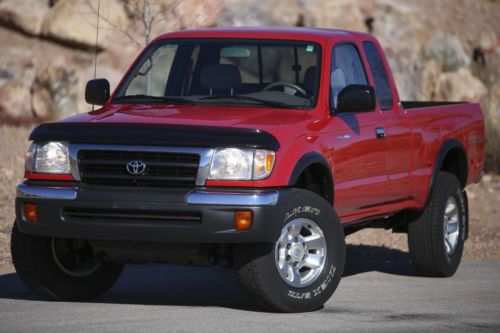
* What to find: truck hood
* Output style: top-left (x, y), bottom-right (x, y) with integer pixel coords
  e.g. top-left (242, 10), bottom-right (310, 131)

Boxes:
top-left (52, 104), bottom-right (323, 151)
top-left (64, 103), bottom-right (309, 133)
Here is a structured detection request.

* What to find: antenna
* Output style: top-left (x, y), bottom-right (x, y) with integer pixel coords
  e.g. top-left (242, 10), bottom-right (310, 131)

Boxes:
top-left (92, 0), bottom-right (101, 111)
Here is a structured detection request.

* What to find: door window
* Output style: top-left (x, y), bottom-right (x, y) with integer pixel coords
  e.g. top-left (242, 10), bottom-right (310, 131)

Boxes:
top-left (330, 44), bottom-right (367, 110)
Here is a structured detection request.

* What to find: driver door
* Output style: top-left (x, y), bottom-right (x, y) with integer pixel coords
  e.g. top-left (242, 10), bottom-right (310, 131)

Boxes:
top-left (328, 43), bottom-right (390, 217)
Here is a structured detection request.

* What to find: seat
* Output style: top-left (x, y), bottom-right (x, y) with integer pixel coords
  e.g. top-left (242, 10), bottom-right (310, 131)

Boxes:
top-left (199, 64), bottom-right (242, 95)
top-left (303, 66), bottom-right (317, 95)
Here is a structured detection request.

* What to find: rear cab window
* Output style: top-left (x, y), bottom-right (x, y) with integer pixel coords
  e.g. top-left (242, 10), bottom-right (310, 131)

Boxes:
top-left (362, 42), bottom-right (394, 110)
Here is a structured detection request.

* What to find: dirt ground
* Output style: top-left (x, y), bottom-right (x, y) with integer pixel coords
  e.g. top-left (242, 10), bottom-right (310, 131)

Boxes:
top-left (0, 124), bottom-right (499, 271)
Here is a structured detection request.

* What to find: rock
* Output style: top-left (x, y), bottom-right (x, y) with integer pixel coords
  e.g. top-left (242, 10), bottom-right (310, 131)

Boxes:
top-left (219, 0), bottom-right (302, 27)
top-left (303, 0), bottom-right (366, 31)
top-left (0, 81), bottom-right (33, 122)
top-left (371, 0), bottom-right (423, 100)
top-left (372, 0), bottom-right (422, 53)
top-left (484, 82), bottom-right (500, 172)
top-left (31, 66), bottom-right (80, 120)
top-left (121, 0), bottom-right (223, 46)
top-left (220, 0), bottom-right (365, 30)
top-left (0, 69), bottom-right (13, 80)
top-left (434, 68), bottom-right (487, 102)
top-left (42, 0), bottom-right (129, 50)
top-left (31, 83), bottom-right (53, 120)
top-left (174, 0), bottom-right (223, 29)
top-left (475, 31), bottom-right (498, 52)
top-left (419, 59), bottom-right (442, 100)
top-left (485, 82), bottom-right (500, 127)
top-left (0, 0), bottom-right (50, 36)
top-left (424, 33), bottom-right (470, 72)
top-left (359, 0), bottom-right (375, 17)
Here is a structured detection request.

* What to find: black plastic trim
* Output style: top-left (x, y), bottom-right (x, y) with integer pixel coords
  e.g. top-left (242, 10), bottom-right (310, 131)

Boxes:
top-left (401, 101), bottom-right (466, 109)
top-left (288, 152), bottom-right (334, 204)
top-left (426, 138), bottom-right (467, 207)
top-left (15, 186), bottom-right (297, 244)
top-left (29, 122), bottom-right (280, 150)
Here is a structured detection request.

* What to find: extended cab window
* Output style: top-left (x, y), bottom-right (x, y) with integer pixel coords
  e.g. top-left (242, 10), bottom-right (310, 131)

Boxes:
top-left (362, 42), bottom-right (394, 110)
top-left (114, 40), bottom-right (321, 109)
top-left (330, 44), bottom-right (367, 110)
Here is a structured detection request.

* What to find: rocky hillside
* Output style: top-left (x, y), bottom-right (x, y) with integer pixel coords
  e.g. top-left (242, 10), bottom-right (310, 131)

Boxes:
top-left (0, 0), bottom-right (499, 170)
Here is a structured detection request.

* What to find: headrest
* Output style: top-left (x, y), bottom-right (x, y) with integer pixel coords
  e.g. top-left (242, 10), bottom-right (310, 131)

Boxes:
top-left (200, 64), bottom-right (241, 90)
top-left (303, 66), bottom-right (317, 91)
top-left (331, 67), bottom-right (347, 89)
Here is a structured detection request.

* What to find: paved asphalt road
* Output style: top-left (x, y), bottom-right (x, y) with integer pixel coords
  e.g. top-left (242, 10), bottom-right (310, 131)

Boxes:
top-left (0, 247), bottom-right (499, 333)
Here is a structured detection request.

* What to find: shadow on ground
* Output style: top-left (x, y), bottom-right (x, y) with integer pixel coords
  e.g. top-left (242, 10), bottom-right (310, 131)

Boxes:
top-left (344, 244), bottom-right (414, 277)
top-left (0, 245), bottom-right (415, 309)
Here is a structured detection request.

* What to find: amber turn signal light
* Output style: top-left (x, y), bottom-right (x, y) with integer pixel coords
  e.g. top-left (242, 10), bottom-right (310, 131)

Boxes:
top-left (23, 203), bottom-right (37, 223)
top-left (235, 210), bottom-right (253, 230)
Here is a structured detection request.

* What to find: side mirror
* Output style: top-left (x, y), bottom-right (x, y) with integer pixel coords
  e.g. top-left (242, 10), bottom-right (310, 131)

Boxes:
top-left (85, 78), bottom-right (110, 106)
top-left (335, 84), bottom-right (376, 113)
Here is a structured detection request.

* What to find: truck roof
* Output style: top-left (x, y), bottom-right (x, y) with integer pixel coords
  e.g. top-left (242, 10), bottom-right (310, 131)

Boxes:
top-left (155, 27), bottom-right (371, 43)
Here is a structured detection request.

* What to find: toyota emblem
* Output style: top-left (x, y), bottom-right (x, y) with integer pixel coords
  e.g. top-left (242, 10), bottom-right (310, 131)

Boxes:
top-left (126, 160), bottom-right (147, 175)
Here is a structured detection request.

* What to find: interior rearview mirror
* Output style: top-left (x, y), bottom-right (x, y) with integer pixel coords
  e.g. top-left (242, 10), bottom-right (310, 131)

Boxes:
top-left (85, 78), bottom-right (110, 106)
top-left (335, 84), bottom-right (376, 113)
top-left (220, 46), bottom-right (251, 58)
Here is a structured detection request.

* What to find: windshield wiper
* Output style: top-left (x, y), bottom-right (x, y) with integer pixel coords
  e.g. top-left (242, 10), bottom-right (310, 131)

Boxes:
top-left (113, 95), bottom-right (197, 105)
top-left (198, 95), bottom-right (294, 109)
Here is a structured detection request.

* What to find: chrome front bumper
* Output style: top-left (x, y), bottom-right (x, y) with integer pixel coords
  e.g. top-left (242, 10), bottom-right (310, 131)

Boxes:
top-left (17, 183), bottom-right (279, 206)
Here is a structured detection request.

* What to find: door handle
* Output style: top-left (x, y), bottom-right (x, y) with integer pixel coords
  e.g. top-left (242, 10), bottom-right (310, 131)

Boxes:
top-left (375, 127), bottom-right (385, 139)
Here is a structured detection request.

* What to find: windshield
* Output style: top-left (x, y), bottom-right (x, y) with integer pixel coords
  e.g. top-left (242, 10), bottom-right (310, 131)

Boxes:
top-left (114, 39), bottom-right (321, 109)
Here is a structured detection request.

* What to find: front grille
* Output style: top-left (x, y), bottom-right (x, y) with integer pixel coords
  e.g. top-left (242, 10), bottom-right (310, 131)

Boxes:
top-left (64, 207), bottom-right (201, 225)
top-left (78, 150), bottom-right (200, 188)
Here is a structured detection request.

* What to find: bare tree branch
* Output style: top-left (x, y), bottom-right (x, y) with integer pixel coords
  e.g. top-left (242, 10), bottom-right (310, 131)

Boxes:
top-left (81, 0), bottom-right (183, 49)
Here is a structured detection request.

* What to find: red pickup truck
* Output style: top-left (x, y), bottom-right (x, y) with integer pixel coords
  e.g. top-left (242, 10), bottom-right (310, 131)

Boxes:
top-left (12, 27), bottom-right (484, 312)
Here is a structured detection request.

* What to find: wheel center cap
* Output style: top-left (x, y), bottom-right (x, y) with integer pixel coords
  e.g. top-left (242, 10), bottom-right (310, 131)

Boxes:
top-left (290, 244), bottom-right (305, 261)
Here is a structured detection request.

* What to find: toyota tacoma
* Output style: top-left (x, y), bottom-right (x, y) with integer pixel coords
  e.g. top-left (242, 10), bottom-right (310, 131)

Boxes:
top-left (12, 27), bottom-right (485, 312)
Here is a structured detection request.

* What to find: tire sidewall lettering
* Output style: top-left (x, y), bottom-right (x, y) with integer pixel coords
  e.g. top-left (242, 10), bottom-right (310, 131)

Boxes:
top-left (281, 205), bottom-right (339, 301)
top-left (284, 206), bottom-right (321, 223)
top-left (287, 265), bottom-right (337, 299)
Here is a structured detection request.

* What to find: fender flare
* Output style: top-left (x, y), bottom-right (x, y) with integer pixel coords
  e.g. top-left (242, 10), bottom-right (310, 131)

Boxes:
top-left (288, 152), bottom-right (334, 205)
top-left (426, 138), bottom-right (467, 205)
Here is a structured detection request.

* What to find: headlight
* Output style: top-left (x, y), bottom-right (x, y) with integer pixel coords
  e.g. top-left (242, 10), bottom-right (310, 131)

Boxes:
top-left (208, 148), bottom-right (275, 180)
top-left (25, 142), bottom-right (71, 174)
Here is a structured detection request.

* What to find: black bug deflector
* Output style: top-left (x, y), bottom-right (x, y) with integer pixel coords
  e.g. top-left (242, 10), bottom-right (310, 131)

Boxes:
top-left (29, 122), bottom-right (280, 150)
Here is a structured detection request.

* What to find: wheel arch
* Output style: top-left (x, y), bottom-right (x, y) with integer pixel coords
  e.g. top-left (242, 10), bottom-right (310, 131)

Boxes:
top-left (428, 138), bottom-right (468, 201)
top-left (288, 152), bottom-right (334, 205)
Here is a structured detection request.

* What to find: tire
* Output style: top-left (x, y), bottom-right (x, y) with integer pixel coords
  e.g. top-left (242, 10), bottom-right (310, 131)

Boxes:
top-left (408, 172), bottom-right (467, 277)
top-left (11, 222), bottom-right (124, 301)
top-left (234, 189), bottom-right (345, 313)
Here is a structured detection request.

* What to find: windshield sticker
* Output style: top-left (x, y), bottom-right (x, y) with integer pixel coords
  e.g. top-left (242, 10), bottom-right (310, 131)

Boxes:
top-left (306, 45), bottom-right (314, 52)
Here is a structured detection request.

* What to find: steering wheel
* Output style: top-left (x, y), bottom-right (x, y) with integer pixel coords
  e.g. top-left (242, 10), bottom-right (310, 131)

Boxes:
top-left (262, 81), bottom-right (307, 97)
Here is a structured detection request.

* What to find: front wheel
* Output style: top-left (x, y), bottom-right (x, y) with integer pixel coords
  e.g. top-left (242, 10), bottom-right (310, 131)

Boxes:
top-left (11, 223), bottom-right (124, 301)
top-left (234, 189), bottom-right (345, 312)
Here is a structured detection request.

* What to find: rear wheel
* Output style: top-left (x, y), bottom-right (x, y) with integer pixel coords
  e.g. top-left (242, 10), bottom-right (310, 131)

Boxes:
top-left (407, 172), bottom-right (467, 277)
top-left (11, 223), bottom-right (123, 301)
top-left (234, 189), bottom-right (345, 312)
